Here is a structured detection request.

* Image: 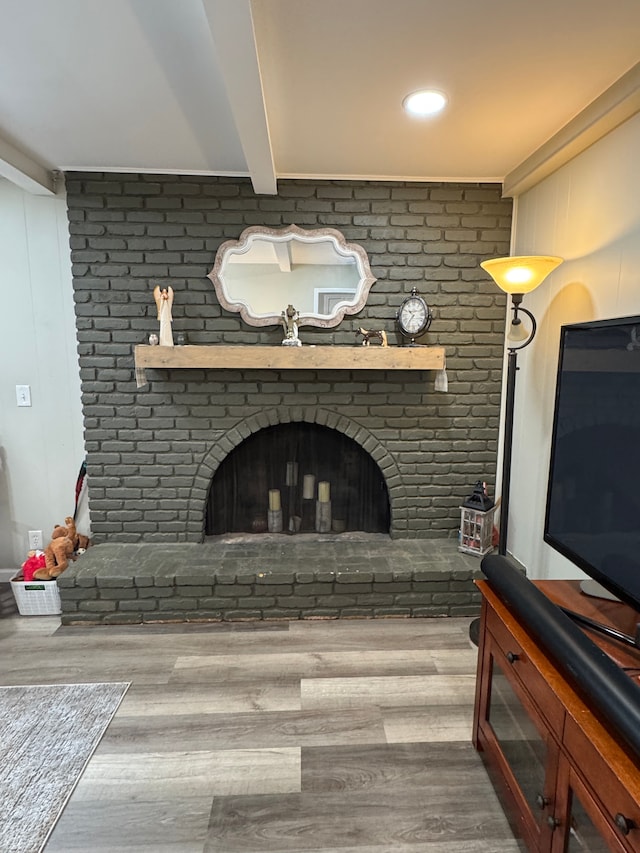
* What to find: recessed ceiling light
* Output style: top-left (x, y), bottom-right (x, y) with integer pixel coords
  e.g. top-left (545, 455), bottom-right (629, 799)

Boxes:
top-left (402, 89), bottom-right (447, 117)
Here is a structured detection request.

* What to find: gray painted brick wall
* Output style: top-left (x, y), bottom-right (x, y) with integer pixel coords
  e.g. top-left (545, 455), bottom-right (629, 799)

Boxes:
top-left (65, 174), bottom-right (512, 543)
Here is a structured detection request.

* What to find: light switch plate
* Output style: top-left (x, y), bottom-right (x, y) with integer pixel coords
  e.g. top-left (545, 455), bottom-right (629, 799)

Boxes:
top-left (16, 385), bottom-right (31, 407)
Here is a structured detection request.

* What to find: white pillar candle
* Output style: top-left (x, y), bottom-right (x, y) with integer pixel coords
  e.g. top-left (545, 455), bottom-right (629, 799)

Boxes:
top-left (302, 474), bottom-right (315, 500)
top-left (268, 489), bottom-right (281, 511)
top-left (315, 499), bottom-right (332, 533)
top-left (318, 481), bottom-right (330, 503)
top-left (286, 461), bottom-right (298, 486)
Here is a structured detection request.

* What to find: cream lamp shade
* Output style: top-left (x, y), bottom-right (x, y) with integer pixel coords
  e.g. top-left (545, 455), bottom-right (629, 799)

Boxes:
top-left (480, 255), bottom-right (563, 294)
top-left (506, 318), bottom-right (531, 343)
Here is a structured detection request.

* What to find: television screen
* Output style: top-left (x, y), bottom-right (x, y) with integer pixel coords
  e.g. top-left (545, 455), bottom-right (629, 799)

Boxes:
top-left (544, 315), bottom-right (640, 612)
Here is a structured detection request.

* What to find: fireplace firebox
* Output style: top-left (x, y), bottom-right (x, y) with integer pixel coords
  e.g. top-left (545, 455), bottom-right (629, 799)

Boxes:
top-left (206, 423), bottom-right (390, 536)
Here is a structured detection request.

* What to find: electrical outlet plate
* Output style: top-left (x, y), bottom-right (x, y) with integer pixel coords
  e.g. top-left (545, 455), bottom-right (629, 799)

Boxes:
top-left (28, 530), bottom-right (43, 550)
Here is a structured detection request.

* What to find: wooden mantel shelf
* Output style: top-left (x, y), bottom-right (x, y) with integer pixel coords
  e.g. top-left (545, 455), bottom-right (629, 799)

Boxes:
top-left (135, 344), bottom-right (445, 384)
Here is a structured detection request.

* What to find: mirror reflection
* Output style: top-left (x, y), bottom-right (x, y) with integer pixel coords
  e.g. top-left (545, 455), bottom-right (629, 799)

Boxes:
top-left (208, 224), bottom-right (376, 328)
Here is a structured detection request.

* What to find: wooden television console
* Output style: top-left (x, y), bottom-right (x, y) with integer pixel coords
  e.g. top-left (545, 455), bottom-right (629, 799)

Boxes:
top-left (474, 576), bottom-right (640, 852)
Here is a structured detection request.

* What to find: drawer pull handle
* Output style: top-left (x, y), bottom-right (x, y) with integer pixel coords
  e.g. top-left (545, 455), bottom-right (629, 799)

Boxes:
top-left (535, 794), bottom-right (549, 810)
top-left (614, 813), bottom-right (633, 836)
top-left (546, 815), bottom-right (560, 830)
top-left (506, 651), bottom-right (519, 664)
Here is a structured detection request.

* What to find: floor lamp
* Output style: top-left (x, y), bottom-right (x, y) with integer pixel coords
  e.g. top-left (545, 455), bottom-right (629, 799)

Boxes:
top-left (480, 255), bottom-right (563, 556)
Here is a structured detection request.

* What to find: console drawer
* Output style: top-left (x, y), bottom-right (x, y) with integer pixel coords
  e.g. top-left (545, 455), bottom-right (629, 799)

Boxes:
top-left (486, 605), bottom-right (565, 737)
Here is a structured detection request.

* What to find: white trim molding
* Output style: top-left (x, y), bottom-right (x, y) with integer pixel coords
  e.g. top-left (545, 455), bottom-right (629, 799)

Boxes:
top-left (504, 62), bottom-right (640, 198)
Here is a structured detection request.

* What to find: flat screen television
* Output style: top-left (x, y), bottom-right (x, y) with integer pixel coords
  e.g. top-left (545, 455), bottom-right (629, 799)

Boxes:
top-left (544, 315), bottom-right (640, 614)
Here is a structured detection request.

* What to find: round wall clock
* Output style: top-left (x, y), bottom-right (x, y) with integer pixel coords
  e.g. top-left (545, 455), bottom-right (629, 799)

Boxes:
top-left (397, 287), bottom-right (432, 344)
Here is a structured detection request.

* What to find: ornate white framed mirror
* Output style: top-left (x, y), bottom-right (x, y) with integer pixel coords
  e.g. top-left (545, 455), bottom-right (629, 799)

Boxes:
top-left (207, 224), bottom-right (377, 328)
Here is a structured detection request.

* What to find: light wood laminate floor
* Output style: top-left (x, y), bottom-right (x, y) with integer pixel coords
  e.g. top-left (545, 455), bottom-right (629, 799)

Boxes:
top-left (0, 614), bottom-right (522, 852)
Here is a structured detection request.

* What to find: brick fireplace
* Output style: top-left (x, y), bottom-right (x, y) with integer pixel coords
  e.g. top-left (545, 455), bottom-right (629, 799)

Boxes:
top-left (59, 174), bottom-right (511, 623)
top-left (66, 173), bottom-right (510, 542)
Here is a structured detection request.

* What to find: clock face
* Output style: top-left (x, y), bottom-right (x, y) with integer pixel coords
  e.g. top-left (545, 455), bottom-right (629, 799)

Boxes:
top-left (398, 295), bottom-right (429, 336)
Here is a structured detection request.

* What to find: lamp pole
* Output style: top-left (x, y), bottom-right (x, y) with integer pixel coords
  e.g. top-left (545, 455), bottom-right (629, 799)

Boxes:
top-left (498, 296), bottom-right (536, 556)
top-left (468, 255), bottom-right (562, 648)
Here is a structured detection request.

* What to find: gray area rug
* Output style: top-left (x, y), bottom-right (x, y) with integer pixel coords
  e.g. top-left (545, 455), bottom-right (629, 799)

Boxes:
top-left (0, 682), bottom-right (129, 853)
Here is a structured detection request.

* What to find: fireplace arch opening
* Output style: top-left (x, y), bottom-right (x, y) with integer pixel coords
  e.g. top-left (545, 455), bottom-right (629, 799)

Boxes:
top-left (206, 422), bottom-right (390, 536)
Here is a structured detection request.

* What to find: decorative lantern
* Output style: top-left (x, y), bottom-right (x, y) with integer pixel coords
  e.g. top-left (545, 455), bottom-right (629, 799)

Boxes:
top-left (459, 481), bottom-right (496, 557)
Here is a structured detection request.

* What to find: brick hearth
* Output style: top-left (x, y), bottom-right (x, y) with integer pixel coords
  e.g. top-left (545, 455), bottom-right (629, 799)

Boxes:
top-left (58, 539), bottom-right (483, 625)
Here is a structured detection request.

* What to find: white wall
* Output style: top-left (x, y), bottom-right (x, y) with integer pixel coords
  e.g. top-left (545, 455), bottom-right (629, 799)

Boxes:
top-left (0, 179), bottom-right (85, 568)
top-left (507, 112), bottom-right (640, 579)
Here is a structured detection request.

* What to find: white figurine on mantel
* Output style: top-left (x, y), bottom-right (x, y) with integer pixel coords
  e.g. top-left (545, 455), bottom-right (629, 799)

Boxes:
top-left (281, 303), bottom-right (302, 347)
top-left (153, 285), bottom-right (174, 346)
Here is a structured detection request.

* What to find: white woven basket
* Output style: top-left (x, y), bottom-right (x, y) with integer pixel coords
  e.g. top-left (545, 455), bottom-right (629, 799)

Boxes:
top-left (10, 575), bottom-right (61, 615)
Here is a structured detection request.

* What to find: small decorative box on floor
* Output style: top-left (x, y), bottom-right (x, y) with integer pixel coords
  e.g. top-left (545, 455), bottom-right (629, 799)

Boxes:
top-left (10, 575), bottom-right (61, 615)
top-left (459, 481), bottom-right (496, 557)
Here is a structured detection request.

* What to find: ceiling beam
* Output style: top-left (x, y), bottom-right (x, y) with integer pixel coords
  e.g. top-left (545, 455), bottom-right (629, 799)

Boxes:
top-left (201, 0), bottom-right (277, 195)
top-left (273, 241), bottom-right (292, 271)
top-left (504, 62), bottom-right (640, 198)
top-left (0, 135), bottom-right (55, 195)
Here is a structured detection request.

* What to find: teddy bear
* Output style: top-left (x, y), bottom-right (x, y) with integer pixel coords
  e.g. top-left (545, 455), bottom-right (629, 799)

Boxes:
top-left (59, 516), bottom-right (91, 552)
top-left (32, 517), bottom-right (89, 580)
top-left (33, 535), bottom-right (74, 580)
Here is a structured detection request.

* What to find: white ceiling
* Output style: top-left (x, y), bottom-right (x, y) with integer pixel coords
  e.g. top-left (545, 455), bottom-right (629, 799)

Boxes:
top-left (1, 0), bottom-right (639, 196)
